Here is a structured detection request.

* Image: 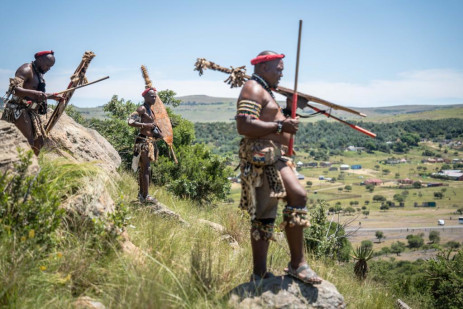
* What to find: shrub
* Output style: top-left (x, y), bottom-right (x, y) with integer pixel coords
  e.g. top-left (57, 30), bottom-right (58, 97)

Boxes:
top-left (407, 234), bottom-right (424, 249)
top-left (361, 240), bottom-right (373, 251)
top-left (304, 202), bottom-right (352, 261)
top-left (429, 231), bottom-right (440, 244)
top-left (425, 249), bottom-right (463, 308)
top-left (373, 195), bottom-right (386, 202)
top-left (0, 150), bottom-right (64, 251)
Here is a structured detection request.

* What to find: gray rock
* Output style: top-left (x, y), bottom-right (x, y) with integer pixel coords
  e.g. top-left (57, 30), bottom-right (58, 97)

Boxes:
top-left (43, 112), bottom-right (121, 173)
top-left (0, 120), bottom-right (39, 174)
top-left (73, 296), bottom-right (106, 309)
top-left (141, 201), bottom-right (189, 226)
top-left (229, 275), bottom-right (345, 309)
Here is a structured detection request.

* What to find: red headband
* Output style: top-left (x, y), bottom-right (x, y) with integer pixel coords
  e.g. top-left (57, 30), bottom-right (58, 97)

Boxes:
top-left (250, 54), bottom-right (285, 65)
top-left (142, 87), bottom-right (156, 96)
top-left (34, 50), bottom-right (54, 58)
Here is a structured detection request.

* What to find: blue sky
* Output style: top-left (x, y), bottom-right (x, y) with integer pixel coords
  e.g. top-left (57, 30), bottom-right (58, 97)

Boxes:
top-left (1, 0), bottom-right (462, 108)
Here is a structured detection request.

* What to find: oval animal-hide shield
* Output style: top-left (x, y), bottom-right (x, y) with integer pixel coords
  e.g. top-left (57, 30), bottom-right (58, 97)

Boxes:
top-left (151, 96), bottom-right (173, 146)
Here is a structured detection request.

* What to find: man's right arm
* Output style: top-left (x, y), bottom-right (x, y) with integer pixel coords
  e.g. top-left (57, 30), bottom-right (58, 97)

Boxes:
top-left (236, 82), bottom-right (279, 138)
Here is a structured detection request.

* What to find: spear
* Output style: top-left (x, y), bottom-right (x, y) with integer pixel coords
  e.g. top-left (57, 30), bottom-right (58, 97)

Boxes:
top-left (194, 58), bottom-right (376, 138)
top-left (47, 76), bottom-right (109, 98)
top-left (288, 20), bottom-right (303, 156)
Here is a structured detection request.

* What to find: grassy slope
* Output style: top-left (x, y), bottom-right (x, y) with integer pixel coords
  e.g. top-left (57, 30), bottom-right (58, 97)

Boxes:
top-left (1, 157), bottom-right (401, 308)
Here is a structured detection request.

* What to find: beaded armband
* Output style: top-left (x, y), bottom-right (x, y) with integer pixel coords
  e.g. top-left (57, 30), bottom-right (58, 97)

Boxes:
top-left (236, 100), bottom-right (262, 119)
top-left (280, 206), bottom-right (311, 229)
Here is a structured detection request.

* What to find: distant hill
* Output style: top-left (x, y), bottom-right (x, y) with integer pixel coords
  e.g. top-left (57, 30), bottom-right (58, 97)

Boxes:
top-left (74, 95), bottom-right (463, 123)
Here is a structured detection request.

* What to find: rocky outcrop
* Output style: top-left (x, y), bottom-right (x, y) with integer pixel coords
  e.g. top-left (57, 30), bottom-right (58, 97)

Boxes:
top-left (61, 175), bottom-right (116, 221)
top-left (198, 219), bottom-right (240, 250)
top-left (0, 120), bottom-right (39, 174)
top-left (142, 201), bottom-right (189, 226)
top-left (73, 296), bottom-right (106, 309)
top-left (43, 112), bottom-right (121, 173)
top-left (229, 275), bottom-right (345, 309)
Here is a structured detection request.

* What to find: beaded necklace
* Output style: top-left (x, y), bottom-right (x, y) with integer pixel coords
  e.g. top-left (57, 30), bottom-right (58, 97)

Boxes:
top-left (251, 73), bottom-right (275, 99)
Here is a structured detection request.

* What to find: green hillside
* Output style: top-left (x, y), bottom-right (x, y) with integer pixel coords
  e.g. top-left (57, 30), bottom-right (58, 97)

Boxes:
top-left (74, 97), bottom-right (463, 123)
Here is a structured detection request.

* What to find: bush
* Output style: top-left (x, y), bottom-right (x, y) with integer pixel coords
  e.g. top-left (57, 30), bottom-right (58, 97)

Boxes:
top-left (304, 202), bottom-right (352, 261)
top-left (361, 240), bottom-right (373, 251)
top-left (445, 241), bottom-right (461, 249)
top-left (0, 150), bottom-right (64, 251)
top-left (425, 249), bottom-right (463, 308)
top-left (373, 195), bottom-right (386, 202)
top-left (407, 234), bottom-right (424, 249)
top-left (151, 144), bottom-right (232, 203)
top-left (429, 231), bottom-right (440, 244)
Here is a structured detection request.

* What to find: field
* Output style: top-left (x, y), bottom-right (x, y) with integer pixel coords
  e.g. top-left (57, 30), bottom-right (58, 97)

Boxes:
top-left (229, 145), bottom-right (463, 261)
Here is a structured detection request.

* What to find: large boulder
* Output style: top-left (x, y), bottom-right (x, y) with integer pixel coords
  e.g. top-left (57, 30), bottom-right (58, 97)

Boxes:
top-left (0, 119), bottom-right (39, 174)
top-left (229, 275), bottom-right (345, 309)
top-left (43, 112), bottom-right (121, 173)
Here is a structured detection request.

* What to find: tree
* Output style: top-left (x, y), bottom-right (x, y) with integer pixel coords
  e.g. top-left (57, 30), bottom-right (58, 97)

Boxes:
top-left (380, 246), bottom-right (391, 256)
top-left (345, 185), bottom-right (352, 192)
top-left (306, 181), bottom-right (313, 187)
top-left (407, 234), bottom-right (424, 249)
top-left (429, 231), bottom-right (440, 244)
top-left (434, 192), bottom-right (444, 199)
top-left (361, 240), bottom-right (373, 251)
top-left (375, 231), bottom-right (385, 243)
top-left (413, 181), bottom-right (422, 189)
top-left (445, 241), bottom-right (461, 249)
top-left (362, 210), bottom-right (370, 217)
top-left (373, 195), bottom-right (386, 202)
top-left (457, 208), bottom-right (463, 215)
top-left (379, 204), bottom-right (389, 211)
top-left (391, 241), bottom-right (406, 256)
top-left (393, 194), bottom-right (404, 203)
top-left (344, 207), bottom-right (356, 215)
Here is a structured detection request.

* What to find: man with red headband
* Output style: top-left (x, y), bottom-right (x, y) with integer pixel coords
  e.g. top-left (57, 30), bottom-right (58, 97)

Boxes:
top-left (127, 87), bottom-right (163, 203)
top-left (1, 51), bottom-right (62, 155)
top-left (236, 51), bottom-right (322, 284)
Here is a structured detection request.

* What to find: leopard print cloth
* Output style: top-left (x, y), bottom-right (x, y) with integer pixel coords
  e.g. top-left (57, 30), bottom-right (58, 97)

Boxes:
top-left (238, 138), bottom-right (287, 220)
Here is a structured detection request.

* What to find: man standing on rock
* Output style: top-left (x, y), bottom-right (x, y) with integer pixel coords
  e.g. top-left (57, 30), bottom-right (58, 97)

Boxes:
top-left (1, 51), bottom-right (62, 155)
top-left (127, 87), bottom-right (163, 203)
top-left (236, 51), bottom-right (322, 284)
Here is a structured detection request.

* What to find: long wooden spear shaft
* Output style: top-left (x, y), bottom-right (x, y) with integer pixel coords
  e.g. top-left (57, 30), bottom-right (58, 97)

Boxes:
top-left (288, 20), bottom-right (303, 156)
top-left (48, 76), bottom-right (109, 97)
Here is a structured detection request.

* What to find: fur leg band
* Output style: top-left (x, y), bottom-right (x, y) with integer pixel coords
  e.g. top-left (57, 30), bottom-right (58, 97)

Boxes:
top-left (251, 218), bottom-right (276, 242)
top-left (280, 206), bottom-right (310, 229)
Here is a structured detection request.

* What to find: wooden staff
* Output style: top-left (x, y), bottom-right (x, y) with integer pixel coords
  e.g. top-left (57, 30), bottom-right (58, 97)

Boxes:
top-left (288, 20), bottom-right (303, 156)
top-left (48, 76), bottom-right (109, 98)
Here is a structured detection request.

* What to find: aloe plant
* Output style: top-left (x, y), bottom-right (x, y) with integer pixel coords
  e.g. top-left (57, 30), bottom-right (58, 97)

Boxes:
top-left (352, 245), bottom-right (374, 280)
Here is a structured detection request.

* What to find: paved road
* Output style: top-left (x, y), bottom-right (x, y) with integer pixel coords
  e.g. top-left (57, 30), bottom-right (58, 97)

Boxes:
top-left (347, 225), bottom-right (463, 232)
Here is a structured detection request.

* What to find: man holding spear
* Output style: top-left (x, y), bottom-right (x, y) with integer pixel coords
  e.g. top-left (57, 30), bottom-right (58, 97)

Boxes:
top-left (1, 51), bottom-right (63, 155)
top-left (236, 50), bottom-right (322, 284)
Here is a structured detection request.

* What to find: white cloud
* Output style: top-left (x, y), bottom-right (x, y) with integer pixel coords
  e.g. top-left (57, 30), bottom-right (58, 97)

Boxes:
top-left (2, 68), bottom-right (462, 108)
top-left (295, 69), bottom-right (463, 107)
